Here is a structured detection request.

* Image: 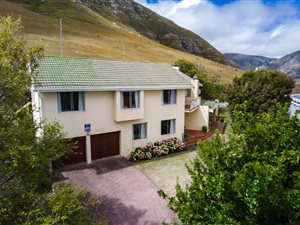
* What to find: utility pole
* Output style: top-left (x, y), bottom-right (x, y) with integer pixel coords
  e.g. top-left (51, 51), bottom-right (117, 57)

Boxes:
top-left (60, 18), bottom-right (63, 57)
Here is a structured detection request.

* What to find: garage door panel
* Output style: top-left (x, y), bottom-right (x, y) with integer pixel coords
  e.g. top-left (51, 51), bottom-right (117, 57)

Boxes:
top-left (62, 136), bottom-right (86, 165)
top-left (91, 131), bottom-right (120, 160)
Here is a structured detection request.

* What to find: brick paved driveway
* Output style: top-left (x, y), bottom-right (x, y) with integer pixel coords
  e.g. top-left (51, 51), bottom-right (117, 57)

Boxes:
top-left (57, 156), bottom-right (175, 225)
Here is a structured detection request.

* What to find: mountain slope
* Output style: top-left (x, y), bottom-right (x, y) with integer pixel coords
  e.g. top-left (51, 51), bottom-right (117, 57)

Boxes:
top-left (0, 0), bottom-right (241, 83)
top-left (226, 51), bottom-right (300, 79)
top-left (79, 0), bottom-right (234, 66)
top-left (225, 53), bottom-right (276, 71)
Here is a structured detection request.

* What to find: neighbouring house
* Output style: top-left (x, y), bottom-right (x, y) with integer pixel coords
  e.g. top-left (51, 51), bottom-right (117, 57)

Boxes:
top-left (289, 94), bottom-right (300, 119)
top-left (31, 56), bottom-right (218, 165)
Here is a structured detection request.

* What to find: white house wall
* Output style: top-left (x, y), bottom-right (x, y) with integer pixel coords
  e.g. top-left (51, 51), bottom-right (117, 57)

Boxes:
top-left (37, 90), bottom-right (186, 158)
top-left (185, 106), bottom-right (209, 131)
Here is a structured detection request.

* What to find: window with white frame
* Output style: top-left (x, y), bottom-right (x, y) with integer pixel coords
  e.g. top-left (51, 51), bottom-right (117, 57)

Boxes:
top-left (133, 123), bottom-right (147, 140)
top-left (161, 119), bottom-right (175, 135)
top-left (162, 90), bottom-right (176, 104)
top-left (58, 92), bottom-right (85, 112)
top-left (121, 91), bottom-right (140, 109)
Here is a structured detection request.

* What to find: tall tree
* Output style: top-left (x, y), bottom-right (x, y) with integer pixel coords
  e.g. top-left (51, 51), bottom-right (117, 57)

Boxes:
top-left (226, 70), bottom-right (295, 116)
top-left (0, 17), bottom-right (106, 224)
top-left (160, 105), bottom-right (300, 224)
top-left (176, 59), bottom-right (224, 100)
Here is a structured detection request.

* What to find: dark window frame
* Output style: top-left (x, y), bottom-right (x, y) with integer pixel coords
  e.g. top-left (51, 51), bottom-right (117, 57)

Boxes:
top-left (58, 92), bottom-right (85, 112)
top-left (162, 90), bottom-right (177, 105)
top-left (121, 91), bottom-right (140, 109)
top-left (161, 119), bottom-right (176, 135)
top-left (133, 123), bottom-right (147, 140)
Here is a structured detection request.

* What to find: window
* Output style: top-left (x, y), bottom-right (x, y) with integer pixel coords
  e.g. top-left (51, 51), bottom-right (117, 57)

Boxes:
top-left (162, 90), bottom-right (176, 104)
top-left (161, 119), bottom-right (175, 135)
top-left (185, 89), bottom-right (191, 97)
top-left (133, 123), bottom-right (147, 140)
top-left (58, 92), bottom-right (85, 112)
top-left (121, 91), bottom-right (140, 109)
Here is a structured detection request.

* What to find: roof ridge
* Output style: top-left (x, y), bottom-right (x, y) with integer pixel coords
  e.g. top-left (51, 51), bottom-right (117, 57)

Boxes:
top-left (43, 55), bottom-right (172, 66)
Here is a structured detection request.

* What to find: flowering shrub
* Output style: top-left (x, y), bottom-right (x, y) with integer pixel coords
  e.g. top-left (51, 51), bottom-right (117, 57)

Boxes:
top-left (130, 137), bottom-right (185, 161)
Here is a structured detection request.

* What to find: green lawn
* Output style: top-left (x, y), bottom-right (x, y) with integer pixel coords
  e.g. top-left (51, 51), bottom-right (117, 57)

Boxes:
top-left (135, 150), bottom-right (197, 196)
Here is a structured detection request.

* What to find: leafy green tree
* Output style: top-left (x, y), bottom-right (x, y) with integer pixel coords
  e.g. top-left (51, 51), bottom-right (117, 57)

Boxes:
top-left (0, 16), bottom-right (106, 224)
top-left (160, 105), bottom-right (300, 224)
top-left (176, 59), bottom-right (224, 100)
top-left (226, 70), bottom-right (295, 116)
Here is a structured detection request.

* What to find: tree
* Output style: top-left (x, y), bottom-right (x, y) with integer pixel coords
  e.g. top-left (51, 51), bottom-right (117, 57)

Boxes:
top-left (159, 105), bottom-right (300, 224)
top-left (176, 59), bottom-right (225, 100)
top-left (0, 17), bottom-right (106, 224)
top-left (226, 70), bottom-right (295, 116)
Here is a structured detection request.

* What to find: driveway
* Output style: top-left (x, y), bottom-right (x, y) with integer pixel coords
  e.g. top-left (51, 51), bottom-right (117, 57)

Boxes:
top-left (56, 156), bottom-right (176, 225)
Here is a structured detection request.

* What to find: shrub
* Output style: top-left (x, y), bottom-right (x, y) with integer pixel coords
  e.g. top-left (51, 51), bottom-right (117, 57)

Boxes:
top-left (130, 137), bottom-right (185, 161)
top-left (201, 126), bottom-right (208, 132)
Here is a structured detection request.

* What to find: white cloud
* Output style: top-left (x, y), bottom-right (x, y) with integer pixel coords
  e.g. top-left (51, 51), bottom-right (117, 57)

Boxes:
top-left (136, 0), bottom-right (300, 58)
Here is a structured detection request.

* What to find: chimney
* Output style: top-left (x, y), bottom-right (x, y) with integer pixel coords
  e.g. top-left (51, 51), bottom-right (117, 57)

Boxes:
top-left (173, 64), bottom-right (180, 71)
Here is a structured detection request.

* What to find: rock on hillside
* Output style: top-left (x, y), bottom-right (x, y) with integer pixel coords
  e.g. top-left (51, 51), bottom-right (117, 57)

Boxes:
top-left (79, 0), bottom-right (235, 66)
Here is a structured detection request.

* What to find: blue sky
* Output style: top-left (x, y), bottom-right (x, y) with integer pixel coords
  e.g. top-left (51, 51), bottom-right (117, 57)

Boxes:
top-left (137, 0), bottom-right (300, 57)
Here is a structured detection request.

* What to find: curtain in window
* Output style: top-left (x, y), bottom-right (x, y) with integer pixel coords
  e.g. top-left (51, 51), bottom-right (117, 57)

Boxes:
top-left (140, 123), bottom-right (146, 138)
top-left (170, 90), bottom-right (176, 104)
top-left (134, 91), bottom-right (139, 108)
top-left (170, 119), bottom-right (175, 134)
top-left (78, 92), bottom-right (84, 111)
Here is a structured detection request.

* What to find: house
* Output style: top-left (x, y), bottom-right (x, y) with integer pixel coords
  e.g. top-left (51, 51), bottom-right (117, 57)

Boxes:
top-left (289, 94), bottom-right (300, 119)
top-left (31, 56), bottom-right (217, 164)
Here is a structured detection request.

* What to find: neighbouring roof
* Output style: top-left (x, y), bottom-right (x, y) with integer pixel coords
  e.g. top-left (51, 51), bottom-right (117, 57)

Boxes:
top-left (202, 100), bottom-right (218, 111)
top-left (33, 56), bottom-right (193, 92)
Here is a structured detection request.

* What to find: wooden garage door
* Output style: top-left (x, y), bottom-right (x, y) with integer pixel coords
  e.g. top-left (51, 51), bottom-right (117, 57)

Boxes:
top-left (91, 131), bottom-right (120, 160)
top-left (62, 136), bottom-right (86, 165)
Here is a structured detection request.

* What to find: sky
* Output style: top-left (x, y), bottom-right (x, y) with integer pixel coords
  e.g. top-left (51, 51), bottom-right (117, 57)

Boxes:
top-left (136, 0), bottom-right (300, 58)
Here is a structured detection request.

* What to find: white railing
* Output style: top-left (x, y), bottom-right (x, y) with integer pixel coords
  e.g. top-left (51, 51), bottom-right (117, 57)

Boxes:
top-left (185, 97), bottom-right (200, 110)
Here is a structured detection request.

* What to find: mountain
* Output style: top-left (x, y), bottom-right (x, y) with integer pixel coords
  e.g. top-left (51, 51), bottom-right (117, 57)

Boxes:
top-left (225, 53), bottom-right (276, 71)
top-left (226, 51), bottom-right (300, 79)
top-left (79, 0), bottom-right (234, 66)
top-left (0, 0), bottom-right (241, 83)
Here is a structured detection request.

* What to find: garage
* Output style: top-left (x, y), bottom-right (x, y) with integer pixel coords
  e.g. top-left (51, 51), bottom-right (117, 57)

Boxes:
top-left (91, 131), bottom-right (120, 160)
top-left (62, 136), bottom-right (86, 165)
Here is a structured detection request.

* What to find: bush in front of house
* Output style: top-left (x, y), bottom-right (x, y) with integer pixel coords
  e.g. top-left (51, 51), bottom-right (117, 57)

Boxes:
top-left (130, 137), bottom-right (185, 161)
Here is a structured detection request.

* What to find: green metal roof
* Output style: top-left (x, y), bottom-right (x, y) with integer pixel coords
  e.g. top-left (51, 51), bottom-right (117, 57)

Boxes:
top-left (201, 99), bottom-right (218, 110)
top-left (33, 56), bottom-right (193, 92)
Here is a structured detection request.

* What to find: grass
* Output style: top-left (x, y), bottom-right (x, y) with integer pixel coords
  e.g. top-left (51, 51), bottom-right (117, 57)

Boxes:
top-left (0, 0), bottom-right (242, 83)
top-left (135, 150), bottom-right (197, 196)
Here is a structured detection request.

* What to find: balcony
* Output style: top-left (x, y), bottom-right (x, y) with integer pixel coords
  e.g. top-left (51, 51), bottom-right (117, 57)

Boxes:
top-left (185, 97), bottom-right (200, 113)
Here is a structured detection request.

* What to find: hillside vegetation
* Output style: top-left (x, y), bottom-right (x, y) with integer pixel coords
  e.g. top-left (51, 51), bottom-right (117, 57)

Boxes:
top-left (0, 0), bottom-right (242, 83)
top-left (79, 0), bottom-right (234, 66)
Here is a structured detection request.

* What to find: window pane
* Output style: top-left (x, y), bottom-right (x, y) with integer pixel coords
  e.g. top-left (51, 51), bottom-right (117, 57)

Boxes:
top-left (122, 91), bottom-right (139, 109)
top-left (161, 119), bottom-right (175, 135)
top-left (60, 92), bottom-right (71, 112)
top-left (133, 124), bottom-right (141, 140)
top-left (163, 90), bottom-right (170, 104)
top-left (161, 120), bottom-right (168, 135)
top-left (72, 92), bottom-right (79, 111)
top-left (133, 123), bottom-right (146, 140)
top-left (59, 92), bottom-right (84, 112)
top-left (171, 90), bottom-right (176, 104)
top-left (131, 92), bottom-right (136, 108)
top-left (123, 92), bottom-right (130, 108)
